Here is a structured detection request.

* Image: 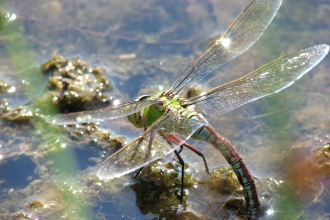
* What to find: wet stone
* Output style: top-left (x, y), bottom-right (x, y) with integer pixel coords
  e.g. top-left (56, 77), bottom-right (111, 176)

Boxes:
top-left (130, 159), bottom-right (195, 219)
top-left (101, 136), bottom-right (126, 155)
top-left (40, 55), bottom-right (114, 113)
top-left (0, 99), bottom-right (9, 112)
top-left (207, 166), bottom-right (240, 195)
top-left (1, 105), bottom-right (34, 122)
top-left (0, 80), bottom-right (13, 93)
top-left (27, 200), bottom-right (44, 209)
top-left (312, 143), bottom-right (330, 176)
top-left (1, 55), bottom-right (116, 123)
top-left (11, 212), bottom-right (35, 220)
top-left (65, 123), bottom-right (126, 156)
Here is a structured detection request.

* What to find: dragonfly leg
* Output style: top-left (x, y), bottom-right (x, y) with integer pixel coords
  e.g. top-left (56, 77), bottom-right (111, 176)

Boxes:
top-left (160, 133), bottom-right (185, 202)
top-left (165, 134), bottom-right (210, 174)
top-left (133, 167), bottom-right (144, 179)
top-left (195, 123), bottom-right (261, 219)
top-left (173, 149), bottom-right (185, 203)
top-left (177, 145), bottom-right (184, 154)
top-left (181, 141), bottom-right (210, 174)
top-left (132, 153), bottom-right (183, 202)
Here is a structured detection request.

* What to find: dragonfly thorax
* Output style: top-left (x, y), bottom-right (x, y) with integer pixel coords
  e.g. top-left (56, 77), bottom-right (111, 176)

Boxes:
top-left (127, 93), bottom-right (187, 128)
top-left (143, 94), bottom-right (196, 127)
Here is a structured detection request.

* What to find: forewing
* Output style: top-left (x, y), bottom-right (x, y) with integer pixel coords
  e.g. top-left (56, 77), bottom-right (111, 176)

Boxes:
top-left (185, 45), bottom-right (329, 116)
top-left (170, 0), bottom-right (282, 97)
top-left (46, 100), bottom-right (161, 124)
top-left (96, 111), bottom-right (204, 180)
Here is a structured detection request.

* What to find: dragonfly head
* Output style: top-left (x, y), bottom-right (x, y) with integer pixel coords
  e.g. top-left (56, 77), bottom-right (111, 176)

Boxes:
top-left (127, 95), bottom-right (150, 128)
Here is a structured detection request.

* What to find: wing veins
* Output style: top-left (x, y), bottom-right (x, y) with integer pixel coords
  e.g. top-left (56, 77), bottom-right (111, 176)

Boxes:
top-left (173, 28), bottom-right (256, 97)
top-left (169, 0), bottom-right (282, 97)
top-left (185, 45), bottom-right (329, 116)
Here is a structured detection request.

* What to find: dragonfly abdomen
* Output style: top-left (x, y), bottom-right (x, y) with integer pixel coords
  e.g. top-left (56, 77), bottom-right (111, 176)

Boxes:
top-left (191, 116), bottom-right (261, 219)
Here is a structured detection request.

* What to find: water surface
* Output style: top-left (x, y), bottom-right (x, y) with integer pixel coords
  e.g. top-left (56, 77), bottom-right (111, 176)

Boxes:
top-left (0, 0), bottom-right (329, 219)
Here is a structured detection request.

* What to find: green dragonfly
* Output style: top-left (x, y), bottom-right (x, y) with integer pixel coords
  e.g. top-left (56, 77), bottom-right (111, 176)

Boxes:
top-left (46, 0), bottom-right (329, 218)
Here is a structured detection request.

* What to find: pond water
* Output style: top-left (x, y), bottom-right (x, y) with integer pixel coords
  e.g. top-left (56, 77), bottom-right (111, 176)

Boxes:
top-left (0, 0), bottom-right (329, 219)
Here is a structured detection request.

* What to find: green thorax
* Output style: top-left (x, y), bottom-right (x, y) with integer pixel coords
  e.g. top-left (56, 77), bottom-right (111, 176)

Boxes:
top-left (127, 92), bottom-right (199, 129)
top-left (143, 94), bottom-right (181, 126)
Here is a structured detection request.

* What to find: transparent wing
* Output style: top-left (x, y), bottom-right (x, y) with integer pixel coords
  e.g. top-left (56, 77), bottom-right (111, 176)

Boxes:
top-left (184, 45), bottom-right (329, 116)
top-left (96, 111), bottom-right (204, 180)
top-left (170, 0), bottom-right (282, 97)
top-left (46, 100), bottom-right (162, 124)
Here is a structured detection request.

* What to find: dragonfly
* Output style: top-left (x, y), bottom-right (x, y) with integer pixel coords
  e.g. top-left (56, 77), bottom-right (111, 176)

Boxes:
top-left (46, 0), bottom-right (329, 219)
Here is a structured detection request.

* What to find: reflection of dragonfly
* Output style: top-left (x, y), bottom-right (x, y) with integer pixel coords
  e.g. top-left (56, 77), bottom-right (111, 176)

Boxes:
top-left (47, 0), bottom-right (329, 218)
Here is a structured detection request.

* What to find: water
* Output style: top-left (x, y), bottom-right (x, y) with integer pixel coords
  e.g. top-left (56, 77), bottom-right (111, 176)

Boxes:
top-left (0, 0), bottom-right (329, 219)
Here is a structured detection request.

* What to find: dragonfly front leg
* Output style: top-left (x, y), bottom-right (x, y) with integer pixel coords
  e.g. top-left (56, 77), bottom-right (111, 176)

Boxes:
top-left (194, 121), bottom-right (261, 219)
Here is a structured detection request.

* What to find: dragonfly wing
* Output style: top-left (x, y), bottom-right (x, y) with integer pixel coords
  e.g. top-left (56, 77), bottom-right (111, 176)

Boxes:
top-left (170, 0), bottom-right (282, 97)
top-left (185, 45), bottom-right (329, 116)
top-left (96, 111), bottom-right (204, 180)
top-left (46, 99), bottom-right (162, 124)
